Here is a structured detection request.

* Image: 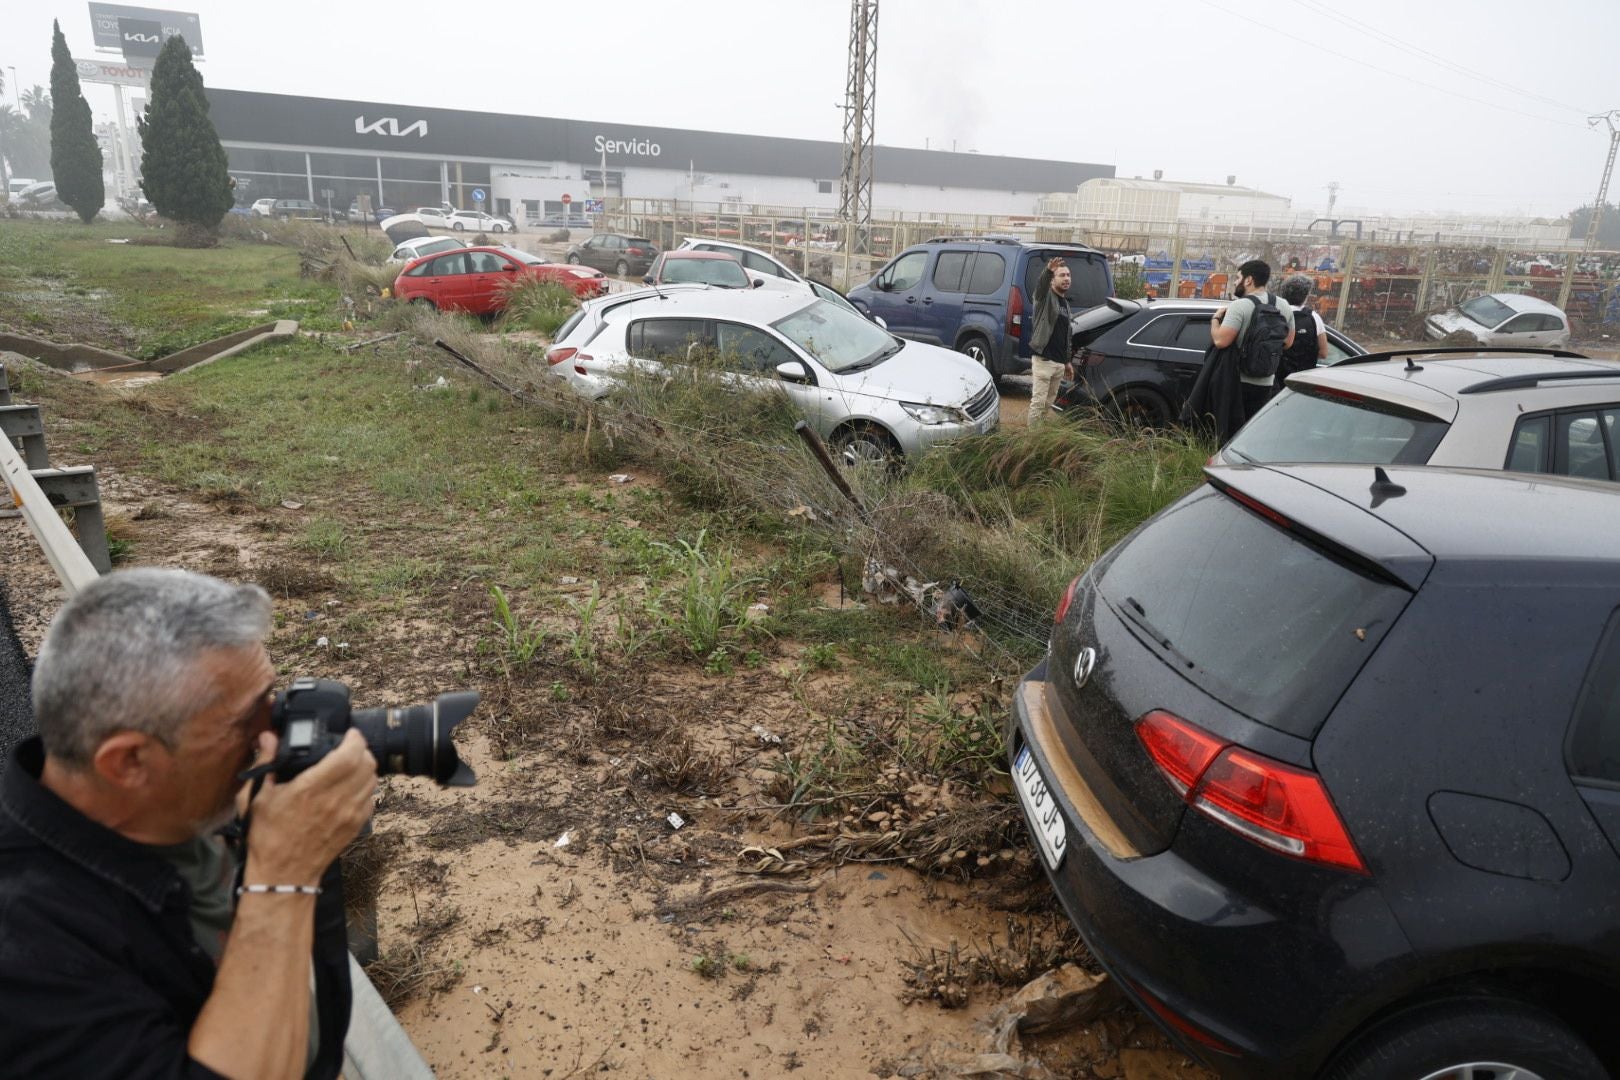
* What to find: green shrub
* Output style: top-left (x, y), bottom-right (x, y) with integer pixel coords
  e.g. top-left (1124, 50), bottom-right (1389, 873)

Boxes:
top-left (498, 278), bottom-right (579, 337)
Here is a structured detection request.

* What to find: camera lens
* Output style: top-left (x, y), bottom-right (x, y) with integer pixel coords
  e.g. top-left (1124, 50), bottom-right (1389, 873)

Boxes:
top-left (350, 691), bottom-right (478, 787)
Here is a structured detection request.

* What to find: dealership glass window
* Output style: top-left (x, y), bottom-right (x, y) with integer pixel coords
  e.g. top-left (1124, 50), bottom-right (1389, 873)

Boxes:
top-left (817, 180), bottom-right (833, 194)
top-left (379, 156), bottom-right (440, 183)
top-left (231, 173), bottom-right (307, 200)
top-left (381, 180), bottom-right (442, 210)
top-left (228, 148), bottom-right (306, 176)
top-left (308, 152), bottom-right (379, 180)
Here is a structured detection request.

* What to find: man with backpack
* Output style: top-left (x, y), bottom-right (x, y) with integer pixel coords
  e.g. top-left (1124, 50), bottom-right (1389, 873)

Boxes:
top-left (1210, 259), bottom-right (1295, 422)
top-left (1275, 273), bottom-right (1328, 395)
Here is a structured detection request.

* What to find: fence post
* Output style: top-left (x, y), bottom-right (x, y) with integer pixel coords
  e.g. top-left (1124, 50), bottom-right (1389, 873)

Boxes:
top-left (1416, 247), bottom-right (1436, 314)
top-left (1170, 235), bottom-right (1184, 300)
top-left (1557, 256), bottom-right (1578, 313)
top-left (1334, 242), bottom-right (1357, 331)
top-left (1488, 251), bottom-right (1508, 294)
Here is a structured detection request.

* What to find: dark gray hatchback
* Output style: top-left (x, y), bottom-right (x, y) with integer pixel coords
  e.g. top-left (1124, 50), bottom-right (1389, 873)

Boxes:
top-left (1009, 463), bottom-right (1620, 1079)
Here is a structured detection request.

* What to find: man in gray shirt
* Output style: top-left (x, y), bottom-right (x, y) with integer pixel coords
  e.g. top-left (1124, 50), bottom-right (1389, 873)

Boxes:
top-left (1211, 259), bottom-right (1295, 421)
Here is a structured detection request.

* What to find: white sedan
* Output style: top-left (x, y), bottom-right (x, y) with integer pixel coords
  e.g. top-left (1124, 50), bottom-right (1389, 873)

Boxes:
top-left (412, 207), bottom-right (453, 229)
top-left (1425, 293), bottom-right (1571, 349)
top-left (387, 236), bottom-right (469, 264)
top-left (449, 210), bottom-right (514, 234)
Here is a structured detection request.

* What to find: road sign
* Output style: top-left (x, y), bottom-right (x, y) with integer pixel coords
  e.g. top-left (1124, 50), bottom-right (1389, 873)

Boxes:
top-left (584, 199), bottom-right (604, 214)
top-left (320, 188), bottom-right (334, 199)
top-left (561, 193), bottom-right (572, 205)
top-left (472, 188), bottom-right (486, 203)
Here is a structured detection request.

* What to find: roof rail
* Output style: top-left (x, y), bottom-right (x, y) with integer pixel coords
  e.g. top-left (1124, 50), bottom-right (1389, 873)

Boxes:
top-left (1336, 345), bottom-right (1592, 366)
top-left (1458, 369), bottom-right (1620, 394)
top-left (922, 235), bottom-right (1023, 245)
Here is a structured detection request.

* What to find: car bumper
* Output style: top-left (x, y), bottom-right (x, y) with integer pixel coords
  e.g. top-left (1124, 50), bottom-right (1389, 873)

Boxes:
top-left (1006, 663), bottom-right (1408, 1080)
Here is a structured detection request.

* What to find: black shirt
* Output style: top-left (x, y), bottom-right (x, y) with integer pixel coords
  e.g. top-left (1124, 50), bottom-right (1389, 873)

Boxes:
top-left (0, 737), bottom-right (229, 1079)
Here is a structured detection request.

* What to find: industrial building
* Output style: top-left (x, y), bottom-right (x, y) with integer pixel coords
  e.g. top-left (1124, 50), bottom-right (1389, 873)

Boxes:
top-left (204, 88), bottom-right (1114, 222)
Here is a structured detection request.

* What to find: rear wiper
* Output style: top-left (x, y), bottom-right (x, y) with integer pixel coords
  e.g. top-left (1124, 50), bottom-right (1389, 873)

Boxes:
top-left (1119, 596), bottom-right (1198, 672)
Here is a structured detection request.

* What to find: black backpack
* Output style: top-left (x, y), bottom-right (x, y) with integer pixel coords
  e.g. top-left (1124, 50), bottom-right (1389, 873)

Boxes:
top-left (1238, 293), bottom-right (1290, 380)
top-left (1278, 303), bottom-right (1320, 381)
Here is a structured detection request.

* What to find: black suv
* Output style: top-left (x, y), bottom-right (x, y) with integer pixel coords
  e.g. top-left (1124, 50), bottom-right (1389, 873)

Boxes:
top-left (847, 236), bottom-right (1113, 384)
top-left (1010, 462), bottom-right (1620, 1079)
top-left (1055, 297), bottom-right (1366, 425)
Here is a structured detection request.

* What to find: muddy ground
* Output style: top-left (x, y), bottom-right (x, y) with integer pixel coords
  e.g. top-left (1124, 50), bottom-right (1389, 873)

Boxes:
top-left (0, 370), bottom-right (1211, 1080)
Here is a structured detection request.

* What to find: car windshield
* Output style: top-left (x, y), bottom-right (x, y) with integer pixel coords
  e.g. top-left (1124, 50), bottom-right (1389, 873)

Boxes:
top-left (1226, 386), bottom-right (1450, 466)
top-left (1459, 295), bottom-right (1516, 328)
top-left (774, 300), bottom-right (900, 372)
top-left (500, 247), bottom-right (547, 265)
top-left (663, 258), bottom-right (748, 287)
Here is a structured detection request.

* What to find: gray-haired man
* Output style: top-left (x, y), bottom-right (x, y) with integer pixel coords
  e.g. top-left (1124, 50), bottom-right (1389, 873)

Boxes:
top-left (0, 568), bottom-right (376, 1079)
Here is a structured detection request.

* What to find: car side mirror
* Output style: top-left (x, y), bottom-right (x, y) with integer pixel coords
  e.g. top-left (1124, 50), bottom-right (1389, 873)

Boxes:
top-left (643, 275), bottom-right (654, 285)
top-left (751, 276), bottom-right (765, 289)
top-left (874, 316), bottom-right (888, 330)
top-left (501, 264), bottom-right (518, 272)
top-left (774, 360), bottom-right (812, 384)
top-left (875, 279), bottom-right (891, 292)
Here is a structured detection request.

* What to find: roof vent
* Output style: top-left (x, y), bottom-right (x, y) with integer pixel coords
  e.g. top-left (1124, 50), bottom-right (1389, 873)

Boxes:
top-left (1226, 175), bottom-right (1237, 186)
top-left (1153, 169), bottom-right (1163, 180)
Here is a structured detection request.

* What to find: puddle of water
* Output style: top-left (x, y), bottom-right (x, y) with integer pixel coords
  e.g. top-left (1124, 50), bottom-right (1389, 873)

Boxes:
top-left (78, 370), bottom-right (160, 388)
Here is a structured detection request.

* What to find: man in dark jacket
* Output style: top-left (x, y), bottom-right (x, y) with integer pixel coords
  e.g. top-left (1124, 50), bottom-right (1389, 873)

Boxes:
top-left (1028, 255), bottom-right (1073, 426)
top-left (0, 567), bottom-right (376, 1079)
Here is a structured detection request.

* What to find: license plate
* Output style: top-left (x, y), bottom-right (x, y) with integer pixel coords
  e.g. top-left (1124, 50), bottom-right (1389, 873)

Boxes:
top-left (1014, 745), bottom-right (1068, 869)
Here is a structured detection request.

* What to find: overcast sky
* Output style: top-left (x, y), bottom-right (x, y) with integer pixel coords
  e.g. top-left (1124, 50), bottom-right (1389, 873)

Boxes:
top-left (6, 0), bottom-right (1617, 218)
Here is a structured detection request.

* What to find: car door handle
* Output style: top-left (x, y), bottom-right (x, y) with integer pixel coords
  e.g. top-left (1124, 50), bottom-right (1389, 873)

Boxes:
top-left (920, 297), bottom-right (934, 305)
top-left (904, 296), bottom-right (918, 304)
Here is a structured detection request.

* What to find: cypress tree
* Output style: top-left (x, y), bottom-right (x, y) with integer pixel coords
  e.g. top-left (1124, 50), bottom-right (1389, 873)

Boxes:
top-left (137, 35), bottom-right (231, 231)
top-left (48, 21), bottom-right (104, 223)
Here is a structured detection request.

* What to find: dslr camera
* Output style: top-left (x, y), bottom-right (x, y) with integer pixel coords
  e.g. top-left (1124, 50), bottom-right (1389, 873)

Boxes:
top-left (266, 677), bottom-right (478, 787)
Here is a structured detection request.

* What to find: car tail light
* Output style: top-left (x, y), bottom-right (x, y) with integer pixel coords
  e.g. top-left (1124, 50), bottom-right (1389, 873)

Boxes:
top-left (1135, 711), bottom-right (1367, 873)
top-left (1137, 710), bottom-right (1227, 797)
top-left (1053, 574), bottom-right (1083, 624)
top-left (627, 246), bottom-right (645, 256)
top-left (1007, 285), bottom-right (1024, 334)
top-left (547, 347), bottom-right (576, 367)
top-left (1221, 486), bottom-right (1293, 530)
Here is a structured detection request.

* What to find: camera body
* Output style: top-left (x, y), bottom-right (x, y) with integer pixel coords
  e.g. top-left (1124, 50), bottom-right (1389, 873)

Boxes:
top-left (269, 677), bottom-right (478, 787)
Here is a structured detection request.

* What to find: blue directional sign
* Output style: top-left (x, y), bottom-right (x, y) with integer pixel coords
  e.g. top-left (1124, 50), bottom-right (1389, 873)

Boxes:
top-left (471, 188), bottom-right (486, 202)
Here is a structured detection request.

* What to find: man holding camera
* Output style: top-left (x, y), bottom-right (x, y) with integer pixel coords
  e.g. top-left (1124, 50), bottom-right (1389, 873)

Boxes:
top-left (0, 568), bottom-right (377, 1079)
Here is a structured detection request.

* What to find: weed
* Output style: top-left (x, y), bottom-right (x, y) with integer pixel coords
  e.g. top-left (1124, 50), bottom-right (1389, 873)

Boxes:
top-left (549, 681), bottom-right (571, 703)
top-left (652, 530), bottom-right (759, 658)
top-left (489, 585), bottom-right (547, 671)
top-left (564, 582), bottom-right (602, 679)
top-left (613, 602), bottom-right (661, 659)
top-left (497, 278), bottom-right (579, 338)
top-left (803, 643), bottom-right (839, 671)
top-left (300, 517), bottom-right (350, 560)
top-left (691, 953), bottom-right (723, 980)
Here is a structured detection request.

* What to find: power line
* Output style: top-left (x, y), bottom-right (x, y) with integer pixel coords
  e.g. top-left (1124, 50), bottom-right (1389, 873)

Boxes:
top-left (1292, 0), bottom-right (1596, 116)
top-left (1191, 0), bottom-right (1587, 130)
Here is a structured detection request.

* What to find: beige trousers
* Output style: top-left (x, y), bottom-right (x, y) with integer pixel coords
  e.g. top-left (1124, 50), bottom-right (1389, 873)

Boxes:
top-left (1028, 356), bottom-right (1066, 427)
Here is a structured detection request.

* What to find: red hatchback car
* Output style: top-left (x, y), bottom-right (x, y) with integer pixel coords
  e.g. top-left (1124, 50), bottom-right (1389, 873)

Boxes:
top-left (393, 246), bottom-right (607, 315)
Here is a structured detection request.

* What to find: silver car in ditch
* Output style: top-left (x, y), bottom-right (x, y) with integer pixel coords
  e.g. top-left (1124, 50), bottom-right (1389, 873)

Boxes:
top-left (1425, 293), bottom-right (1571, 348)
top-left (555, 288), bottom-right (999, 461)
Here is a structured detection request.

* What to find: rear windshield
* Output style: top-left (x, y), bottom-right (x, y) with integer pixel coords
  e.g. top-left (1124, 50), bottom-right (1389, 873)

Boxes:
top-left (1096, 485), bottom-right (1409, 736)
top-left (1226, 386), bottom-right (1449, 466)
top-left (1024, 251), bottom-right (1111, 310)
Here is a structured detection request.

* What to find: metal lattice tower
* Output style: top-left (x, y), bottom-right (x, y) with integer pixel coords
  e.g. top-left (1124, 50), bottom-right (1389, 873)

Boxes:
top-left (1584, 110), bottom-right (1620, 251)
top-left (838, 0), bottom-right (878, 253)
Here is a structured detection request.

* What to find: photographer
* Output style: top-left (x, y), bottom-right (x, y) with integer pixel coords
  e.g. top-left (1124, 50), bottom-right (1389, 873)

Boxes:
top-left (0, 568), bottom-right (376, 1080)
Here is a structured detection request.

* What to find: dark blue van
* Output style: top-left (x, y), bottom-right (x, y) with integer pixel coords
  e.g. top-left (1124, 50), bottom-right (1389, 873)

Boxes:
top-left (847, 237), bottom-right (1112, 384)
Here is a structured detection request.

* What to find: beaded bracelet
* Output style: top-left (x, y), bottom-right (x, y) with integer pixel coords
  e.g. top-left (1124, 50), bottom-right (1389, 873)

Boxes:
top-left (236, 884), bottom-right (322, 897)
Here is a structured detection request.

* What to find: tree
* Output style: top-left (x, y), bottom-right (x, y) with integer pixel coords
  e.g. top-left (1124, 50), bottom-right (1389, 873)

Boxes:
top-left (49, 21), bottom-right (104, 222)
top-left (0, 89), bottom-right (53, 180)
top-left (137, 35), bottom-right (231, 232)
top-left (1568, 203), bottom-right (1620, 251)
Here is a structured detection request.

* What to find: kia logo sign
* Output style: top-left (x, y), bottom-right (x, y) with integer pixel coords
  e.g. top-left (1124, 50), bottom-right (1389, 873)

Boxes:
top-left (124, 31), bottom-right (160, 42)
top-left (117, 16), bottom-right (165, 57)
top-left (355, 116), bottom-right (429, 138)
top-left (593, 134), bottom-right (660, 157)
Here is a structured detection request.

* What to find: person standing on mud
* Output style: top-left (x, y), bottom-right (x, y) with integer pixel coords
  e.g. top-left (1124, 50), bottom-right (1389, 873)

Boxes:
top-left (1028, 255), bottom-right (1074, 426)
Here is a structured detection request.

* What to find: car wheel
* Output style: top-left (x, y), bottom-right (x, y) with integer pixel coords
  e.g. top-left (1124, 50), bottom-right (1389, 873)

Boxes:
top-left (452, 222), bottom-right (464, 231)
top-left (409, 297), bottom-right (437, 311)
top-left (493, 223), bottom-right (505, 233)
top-left (567, 254), bottom-right (581, 264)
top-left (956, 333), bottom-right (999, 385)
top-left (615, 259), bottom-right (630, 277)
top-left (1323, 999), bottom-right (1606, 1080)
top-left (834, 424), bottom-right (900, 469)
top-left (1109, 387), bottom-right (1172, 427)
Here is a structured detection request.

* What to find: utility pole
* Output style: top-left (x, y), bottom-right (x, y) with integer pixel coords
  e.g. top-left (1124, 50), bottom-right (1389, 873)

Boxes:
top-left (1326, 181), bottom-right (1340, 218)
top-left (1584, 110), bottom-right (1620, 251)
top-left (838, 0), bottom-right (878, 255)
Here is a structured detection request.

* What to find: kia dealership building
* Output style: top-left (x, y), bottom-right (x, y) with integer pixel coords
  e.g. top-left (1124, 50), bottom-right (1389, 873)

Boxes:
top-left (205, 89), bottom-right (1114, 221)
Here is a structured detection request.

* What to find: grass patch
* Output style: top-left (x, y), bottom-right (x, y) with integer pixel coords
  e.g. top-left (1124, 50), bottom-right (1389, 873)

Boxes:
top-left (497, 277), bottom-right (580, 337)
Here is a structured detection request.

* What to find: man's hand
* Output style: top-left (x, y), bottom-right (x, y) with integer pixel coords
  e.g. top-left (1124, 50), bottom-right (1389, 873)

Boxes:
top-left (1213, 305), bottom-right (1227, 322)
top-left (242, 729), bottom-right (376, 886)
top-left (1047, 256), bottom-right (1065, 274)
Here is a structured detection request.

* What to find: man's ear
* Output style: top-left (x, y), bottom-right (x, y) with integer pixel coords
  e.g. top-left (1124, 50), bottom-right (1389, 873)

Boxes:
top-left (92, 731), bottom-right (165, 791)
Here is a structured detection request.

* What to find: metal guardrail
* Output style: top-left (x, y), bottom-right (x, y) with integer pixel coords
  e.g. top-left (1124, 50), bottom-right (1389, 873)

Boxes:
top-left (0, 417), bottom-right (100, 596)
